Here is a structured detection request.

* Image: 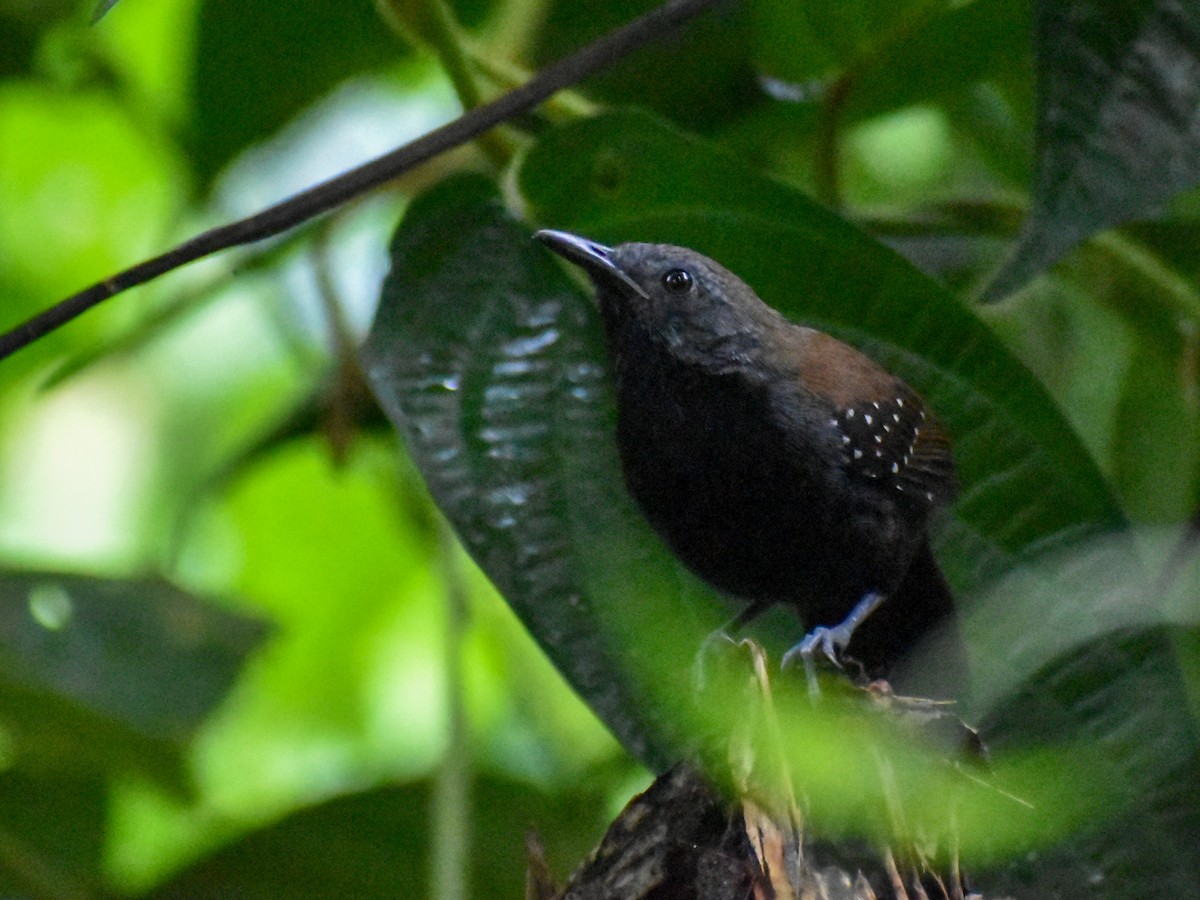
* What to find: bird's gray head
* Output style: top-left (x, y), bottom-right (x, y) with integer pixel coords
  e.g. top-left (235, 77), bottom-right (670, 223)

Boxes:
top-left (534, 229), bottom-right (783, 360)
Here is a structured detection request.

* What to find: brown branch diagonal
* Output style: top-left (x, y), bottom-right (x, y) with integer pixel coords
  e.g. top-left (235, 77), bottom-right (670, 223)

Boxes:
top-left (0, 0), bottom-right (725, 363)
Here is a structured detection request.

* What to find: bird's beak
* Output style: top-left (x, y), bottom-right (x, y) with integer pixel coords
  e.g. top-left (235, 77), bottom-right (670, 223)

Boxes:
top-left (534, 229), bottom-right (649, 300)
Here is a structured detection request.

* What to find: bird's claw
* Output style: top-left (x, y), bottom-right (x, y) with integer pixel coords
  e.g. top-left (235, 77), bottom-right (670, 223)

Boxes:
top-left (781, 623), bottom-right (852, 668)
top-left (782, 626), bottom-right (852, 698)
top-left (804, 624), bottom-right (855, 665)
top-left (781, 591), bottom-right (886, 696)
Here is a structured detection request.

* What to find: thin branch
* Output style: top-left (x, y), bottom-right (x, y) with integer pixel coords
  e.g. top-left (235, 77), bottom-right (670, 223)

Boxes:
top-left (431, 518), bottom-right (473, 900)
top-left (809, 0), bottom-right (943, 211)
top-left (418, 0), bottom-right (516, 168)
top-left (379, 0), bottom-right (515, 168)
top-left (424, 0), bottom-right (488, 111)
top-left (469, 47), bottom-right (597, 119)
top-left (0, 0), bottom-right (725, 363)
top-left (814, 73), bottom-right (852, 210)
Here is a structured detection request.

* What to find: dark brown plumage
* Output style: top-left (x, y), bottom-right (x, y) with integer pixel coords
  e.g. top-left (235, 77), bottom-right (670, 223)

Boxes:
top-left (535, 230), bottom-right (961, 691)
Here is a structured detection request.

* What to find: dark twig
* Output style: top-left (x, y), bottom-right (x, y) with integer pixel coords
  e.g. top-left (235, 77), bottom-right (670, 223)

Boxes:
top-left (0, 0), bottom-right (725, 363)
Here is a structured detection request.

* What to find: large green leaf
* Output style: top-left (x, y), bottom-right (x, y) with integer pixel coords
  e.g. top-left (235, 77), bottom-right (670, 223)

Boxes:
top-left (362, 175), bottom-right (716, 768)
top-left (518, 110), bottom-right (1125, 594)
top-left (980, 619), bottom-right (1200, 895)
top-left (986, 0), bottom-right (1200, 298)
top-left (0, 570), bottom-right (269, 782)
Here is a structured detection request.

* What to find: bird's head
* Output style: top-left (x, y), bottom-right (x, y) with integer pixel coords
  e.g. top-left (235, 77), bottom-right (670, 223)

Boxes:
top-left (535, 229), bottom-right (783, 361)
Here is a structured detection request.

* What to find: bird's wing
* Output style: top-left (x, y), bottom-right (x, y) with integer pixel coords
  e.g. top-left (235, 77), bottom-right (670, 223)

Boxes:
top-left (793, 331), bottom-right (957, 506)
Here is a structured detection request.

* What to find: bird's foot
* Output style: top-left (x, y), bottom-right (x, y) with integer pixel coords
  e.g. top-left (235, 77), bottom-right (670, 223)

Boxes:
top-left (781, 628), bottom-right (847, 698)
top-left (781, 591), bottom-right (886, 698)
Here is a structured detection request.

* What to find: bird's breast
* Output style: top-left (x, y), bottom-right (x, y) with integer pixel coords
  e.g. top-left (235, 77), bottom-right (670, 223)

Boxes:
top-left (610, 345), bottom-right (925, 612)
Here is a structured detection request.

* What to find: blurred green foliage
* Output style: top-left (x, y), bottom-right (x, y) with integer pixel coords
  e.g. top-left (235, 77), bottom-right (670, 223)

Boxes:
top-left (1, 0), bottom-right (1199, 896)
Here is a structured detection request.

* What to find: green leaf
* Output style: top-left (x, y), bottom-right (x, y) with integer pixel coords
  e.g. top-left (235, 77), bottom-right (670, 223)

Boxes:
top-left (980, 621), bottom-right (1200, 895)
top-left (848, 0), bottom-right (1035, 122)
top-left (534, 0), bottom-right (755, 134)
top-left (1113, 329), bottom-right (1200, 522)
top-left (0, 2), bottom-right (68, 78)
top-left (518, 110), bottom-right (1125, 591)
top-left (752, 0), bottom-right (929, 84)
top-left (145, 774), bottom-right (611, 898)
top-left (986, 0), bottom-right (1200, 299)
top-left (189, 0), bottom-right (400, 183)
top-left (750, 0), bottom-right (1035, 143)
top-left (212, 439), bottom-right (440, 749)
top-left (362, 174), bottom-right (714, 768)
top-left (0, 83), bottom-right (185, 376)
top-left (147, 783), bottom-right (426, 899)
top-left (0, 570), bottom-right (269, 781)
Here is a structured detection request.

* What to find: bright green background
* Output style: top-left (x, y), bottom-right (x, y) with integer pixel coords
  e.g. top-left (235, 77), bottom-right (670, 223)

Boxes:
top-left (1, 0), bottom-right (1198, 896)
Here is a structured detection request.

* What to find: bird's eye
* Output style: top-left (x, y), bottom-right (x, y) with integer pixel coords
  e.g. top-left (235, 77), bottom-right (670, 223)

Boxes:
top-left (662, 269), bottom-right (693, 292)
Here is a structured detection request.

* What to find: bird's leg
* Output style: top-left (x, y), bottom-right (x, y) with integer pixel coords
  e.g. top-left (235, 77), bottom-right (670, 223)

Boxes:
top-left (693, 601), bottom-right (771, 691)
top-left (781, 591), bottom-right (885, 696)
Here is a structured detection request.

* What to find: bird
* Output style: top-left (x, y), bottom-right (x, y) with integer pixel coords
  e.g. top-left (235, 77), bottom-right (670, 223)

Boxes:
top-left (534, 229), bottom-right (963, 696)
